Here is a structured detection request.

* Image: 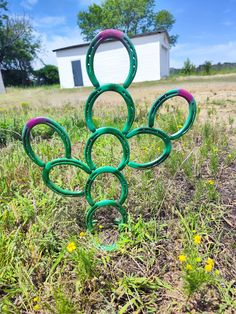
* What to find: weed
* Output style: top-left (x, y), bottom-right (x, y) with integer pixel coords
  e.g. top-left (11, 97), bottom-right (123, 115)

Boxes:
top-left (178, 237), bottom-right (218, 297)
top-left (0, 79), bottom-right (235, 312)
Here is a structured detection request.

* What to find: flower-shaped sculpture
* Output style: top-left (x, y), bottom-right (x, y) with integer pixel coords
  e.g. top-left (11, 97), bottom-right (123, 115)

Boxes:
top-left (22, 29), bottom-right (197, 250)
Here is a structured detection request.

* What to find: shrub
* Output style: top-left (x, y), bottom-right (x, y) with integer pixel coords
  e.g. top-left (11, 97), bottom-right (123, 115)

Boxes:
top-left (34, 65), bottom-right (59, 85)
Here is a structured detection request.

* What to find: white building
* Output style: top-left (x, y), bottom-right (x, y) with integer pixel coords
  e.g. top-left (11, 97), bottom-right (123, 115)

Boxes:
top-left (53, 30), bottom-right (170, 88)
top-left (0, 70), bottom-right (5, 93)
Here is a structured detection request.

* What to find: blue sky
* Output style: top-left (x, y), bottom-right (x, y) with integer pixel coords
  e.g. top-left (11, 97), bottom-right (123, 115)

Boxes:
top-left (8, 0), bottom-right (236, 68)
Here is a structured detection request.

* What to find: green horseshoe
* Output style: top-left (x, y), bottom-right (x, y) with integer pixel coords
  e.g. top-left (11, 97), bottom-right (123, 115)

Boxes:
top-left (86, 200), bottom-right (128, 230)
top-left (86, 200), bottom-right (128, 232)
top-left (85, 84), bottom-right (135, 135)
top-left (42, 158), bottom-right (91, 196)
top-left (86, 199), bottom-right (128, 250)
top-left (85, 127), bottom-right (130, 171)
top-left (148, 89), bottom-right (197, 140)
top-left (86, 29), bottom-right (137, 88)
top-left (22, 30), bottom-right (197, 252)
top-left (22, 117), bottom-right (71, 167)
top-left (126, 127), bottom-right (172, 169)
top-left (85, 166), bottom-right (129, 206)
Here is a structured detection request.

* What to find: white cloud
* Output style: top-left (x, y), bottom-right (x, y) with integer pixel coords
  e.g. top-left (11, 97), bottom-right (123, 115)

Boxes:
top-left (20, 0), bottom-right (38, 10)
top-left (170, 41), bottom-right (236, 68)
top-left (34, 16), bottom-right (66, 28)
top-left (222, 21), bottom-right (235, 27)
top-left (34, 27), bottom-right (84, 68)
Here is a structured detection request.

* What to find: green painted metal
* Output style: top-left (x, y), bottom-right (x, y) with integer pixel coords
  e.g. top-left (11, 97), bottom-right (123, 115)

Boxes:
top-left (86, 29), bottom-right (137, 89)
top-left (42, 158), bottom-right (91, 196)
top-left (85, 166), bottom-right (128, 206)
top-left (86, 199), bottom-right (128, 230)
top-left (85, 84), bottom-right (135, 134)
top-left (148, 89), bottom-right (197, 140)
top-left (126, 127), bottom-right (172, 169)
top-left (86, 199), bottom-right (127, 251)
top-left (22, 29), bottom-right (197, 251)
top-left (22, 117), bottom-right (72, 167)
top-left (85, 127), bottom-right (130, 171)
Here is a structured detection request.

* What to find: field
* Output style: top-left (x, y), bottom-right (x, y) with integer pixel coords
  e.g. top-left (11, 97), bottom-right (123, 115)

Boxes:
top-left (0, 74), bottom-right (236, 313)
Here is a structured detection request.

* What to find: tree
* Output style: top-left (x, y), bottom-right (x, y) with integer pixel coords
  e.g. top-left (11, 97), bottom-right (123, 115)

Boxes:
top-left (182, 58), bottom-right (195, 75)
top-left (0, 1), bottom-right (7, 20)
top-left (77, 4), bottom-right (103, 41)
top-left (34, 65), bottom-right (59, 85)
top-left (154, 10), bottom-right (178, 46)
top-left (202, 60), bottom-right (212, 75)
top-left (77, 0), bottom-right (178, 46)
top-left (0, 1), bottom-right (41, 86)
top-left (0, 0), bottom-right (7, 92)
top-left (0, 0), bottom-right (7, 20)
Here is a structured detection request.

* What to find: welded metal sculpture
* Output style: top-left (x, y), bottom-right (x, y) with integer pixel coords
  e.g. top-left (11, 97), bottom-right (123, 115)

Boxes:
top-left (22, 29), bottom-right (197, 250)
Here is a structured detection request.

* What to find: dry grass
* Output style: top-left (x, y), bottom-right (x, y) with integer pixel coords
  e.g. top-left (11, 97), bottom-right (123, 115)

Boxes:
top-left (0, 74), bottom-right (236, 313)
top-left (2, 73), bottom-right (236, 127)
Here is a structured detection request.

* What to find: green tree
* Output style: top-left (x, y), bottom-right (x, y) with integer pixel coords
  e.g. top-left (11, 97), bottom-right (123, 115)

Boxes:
top-left (202, 60), bottom-right (212, 75)
top-left (0, 0), bottom-right (7, 22)
top-left (0, 0), bottom-right (7, 91)
top-left (154, 10), bottom-right (178, 45)
top-left (0, 1), bottom-right (40, 86)
top-left (34, 65), bottom-right (59, 85)
top-left (77, 0), bottom-right (177, 46)
top-left (182, 58), bottom-right (195, 75)
top-left (77, 4), bottom-right (104, 41)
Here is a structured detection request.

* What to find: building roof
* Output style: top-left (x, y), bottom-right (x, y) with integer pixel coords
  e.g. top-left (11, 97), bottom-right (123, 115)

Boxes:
top-left (52, 29), bottom-right (169, 52)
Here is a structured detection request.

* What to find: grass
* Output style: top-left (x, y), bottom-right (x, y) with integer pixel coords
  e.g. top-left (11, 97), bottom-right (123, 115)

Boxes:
top-left (170, 66), bottom-right (236, 78)
top-left (0, 73), bottom-right (236, 313)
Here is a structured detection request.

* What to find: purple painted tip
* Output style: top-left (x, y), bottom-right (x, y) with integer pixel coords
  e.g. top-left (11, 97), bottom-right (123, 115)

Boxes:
top-left (98, 29), bottom-right (124, 40)
top-left (178, 89), bottom-right (194, 102)
top-left (26, 117), bottom-right (49, 129)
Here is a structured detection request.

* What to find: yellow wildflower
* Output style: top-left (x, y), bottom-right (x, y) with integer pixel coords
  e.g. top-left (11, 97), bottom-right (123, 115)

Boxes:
top-left (79, 231), bottom-right (86, 237)
top-left (66, 241), bottom-right (76, 253)
top-left (99, 225), bottom-right (103, 229)
top-left (204, 258), bottom-right (214, 272)
top-left (33, 304), bottom-right (40, 311)
top-left (196, 257), bottom-right (202, 263)
top-left (207, 179), bottom-right (215, 185)
top-left (206, 258), bottom-right (214, 265)
top-left (178, 255), bottom-right (187, 262)
top-left (33, 296), bottom-right (40, 303)
top-left (194, 234), bottom-right (202, 245)
top-left (186, 264), bottom-right (193, 271)
top-left (205, 263), bottom-right (213, 272)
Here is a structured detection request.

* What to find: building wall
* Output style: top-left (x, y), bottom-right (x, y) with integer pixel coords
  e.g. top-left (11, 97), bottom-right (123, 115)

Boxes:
top-left (0, 70), bottom-right (5, 93)
top-left (57, 46), bottom-right (88, 89)
top-left (56, 33), bottom-right (169, 88)
top-left (160, 44), bottom-right (169, 77)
